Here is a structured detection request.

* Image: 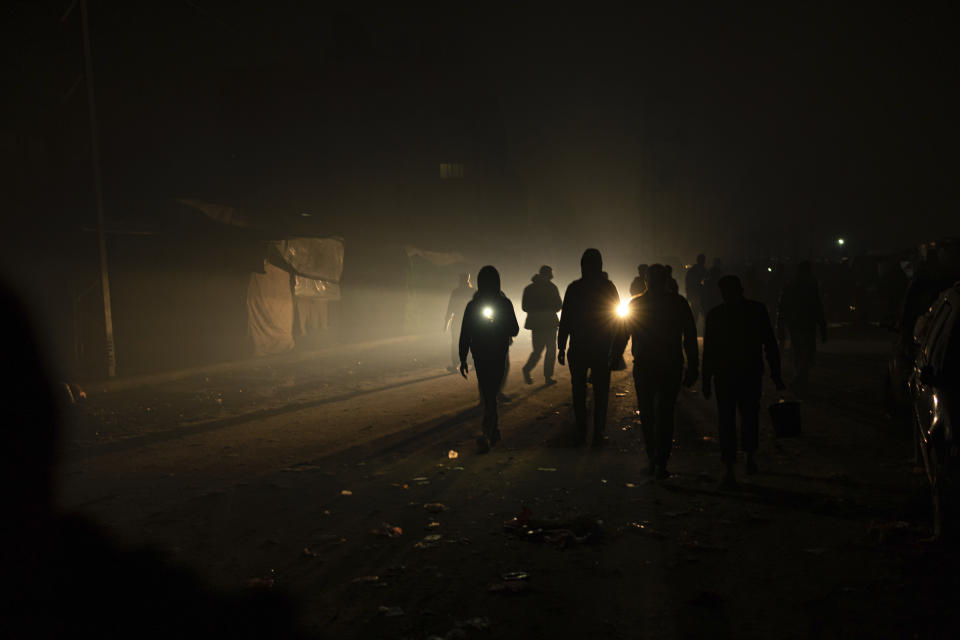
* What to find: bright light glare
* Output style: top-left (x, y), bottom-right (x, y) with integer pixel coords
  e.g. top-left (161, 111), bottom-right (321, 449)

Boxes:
top-left (482, 306), bottom-right (494, 319)
top-left (837, 237), bottom-right (845, 246)
top-left (767, 266), bottom-right (773, 272)
top-left (616, 301), bottom-right (630, 318)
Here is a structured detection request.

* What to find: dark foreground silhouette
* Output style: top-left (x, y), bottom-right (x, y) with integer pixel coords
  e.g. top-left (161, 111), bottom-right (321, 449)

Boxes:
top-left (0, 282), bottom-right (306, 639)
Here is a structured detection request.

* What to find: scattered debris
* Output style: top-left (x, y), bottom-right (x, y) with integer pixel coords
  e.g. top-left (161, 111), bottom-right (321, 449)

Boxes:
top-left (371, 523), bottom-right (403, 538)
top-left (414, 534), bottom-right (443, 549)
top-left (302, 547), bottom-right (320, 557)
top-left (378, 606), bottom-right (404, 617)
top-left (626, 521), bottom-right (667, 539)
top-left (352, 575), bottom-right (380, 584)
top-left (536, 467), bottom-right (557, 472)
top-left (504, 512), bottom-right (602, 547)
top-left (426, 521), bottom-right (441, 530)
top-left (412, 476), bottom-right (429, 482)
top-left (424, 503), bottom-right (447, 513)
top-left (340, 490), bottom-right (353, 496)
top-left (501, 571), bottom-right (529, 581)
top-left (448, 450), bottom-right (459, 459)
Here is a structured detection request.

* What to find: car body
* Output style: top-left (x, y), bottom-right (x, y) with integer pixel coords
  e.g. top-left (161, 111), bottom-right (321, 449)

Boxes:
top-left (908, 283), bottom-right (960, 535)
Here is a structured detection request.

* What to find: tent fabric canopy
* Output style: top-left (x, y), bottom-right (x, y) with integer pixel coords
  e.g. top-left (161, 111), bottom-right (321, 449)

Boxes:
top-left (277, 238), bottom-right (344, 282)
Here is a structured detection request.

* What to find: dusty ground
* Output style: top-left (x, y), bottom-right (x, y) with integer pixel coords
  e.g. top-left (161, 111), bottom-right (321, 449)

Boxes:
top-left (58, 330), bottom-right (960, 639)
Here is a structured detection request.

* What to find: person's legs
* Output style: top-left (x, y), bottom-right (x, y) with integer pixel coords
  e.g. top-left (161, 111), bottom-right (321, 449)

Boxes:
top-left (655, 370), bottom-right (682, 470)
top-left (591, 360), bottom-right (612, 444)
top-left (450, 324), bottom-right (460, 370)
top-left (738, 374), bottom-right (762, 472)
top-left (543, 328), bottom-right (557, 380)
top-left (522, 330), bottom-right (545, 382)
top-left (569, 355), bottom-right (588, 440)
top-left (715, 376), bottom-right (739, 484)
top-left (474, 359), bottom-right (504, 446)
top-left (500, 352), bottom-right (510, 395)
top-left (635, 366), bottom-right (657, 468)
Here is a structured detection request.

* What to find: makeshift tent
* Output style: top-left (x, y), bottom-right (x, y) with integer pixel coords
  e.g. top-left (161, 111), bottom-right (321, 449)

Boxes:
top-left (246, 238), bottom-right (345, 355)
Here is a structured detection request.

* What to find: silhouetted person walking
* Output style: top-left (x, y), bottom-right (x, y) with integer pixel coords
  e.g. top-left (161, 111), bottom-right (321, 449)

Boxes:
top-left (612, 264), bottom-right (698, 478)
top-left (665, 264), bottom-right (680, 295)
top-left (459, 266), bottom-right (519, 453)
top-left (521, 265), bottom-right (563, 385)
top-left (685, 254), bottom-right (707, 326)
top-left (558, 249), bottom-right (620, 447)
top-left (703, 275), bottom-right (784, 489)
top-left (776, 261), bottom-right (826, 390)
top-left (630, 264), bottom-right (649, 297)
top-left (444, 273), bottom-right (474, 373)
top-left (701, 257), bottom-right (725, 316)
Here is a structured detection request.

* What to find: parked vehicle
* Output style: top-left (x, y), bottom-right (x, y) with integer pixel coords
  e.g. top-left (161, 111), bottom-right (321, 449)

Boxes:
top-left (908, 283), bottom-right (960, 536)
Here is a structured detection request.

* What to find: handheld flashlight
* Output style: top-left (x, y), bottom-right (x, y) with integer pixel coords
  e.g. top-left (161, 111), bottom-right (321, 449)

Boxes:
top-left (482, 306), bottom-right (494, 320)
top-left (616, 301), bottom-right (630, 318)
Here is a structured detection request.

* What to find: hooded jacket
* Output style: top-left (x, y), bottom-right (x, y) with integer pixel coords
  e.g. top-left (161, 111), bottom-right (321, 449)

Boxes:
top-left (558, 257), bottom-right (620, 360)
top-left (459, 267), bottom-right (520, 364)
top-left (522, 274), bottom-right (563, 331)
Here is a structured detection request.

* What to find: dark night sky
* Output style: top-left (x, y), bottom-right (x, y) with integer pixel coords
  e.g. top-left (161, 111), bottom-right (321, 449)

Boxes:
top-left (3, 1), bottom-right (958, 259)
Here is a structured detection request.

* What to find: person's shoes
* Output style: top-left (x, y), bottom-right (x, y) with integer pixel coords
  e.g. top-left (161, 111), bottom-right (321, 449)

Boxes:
top-left (475, 435), bottom-right (490, 454)
top-left (655, 467), bottom-right (671, 481)
top-left (544, 377), bottom-right (557, 385)
top-left (522, 369), bottom-right (533, 385)
top-left (489, 430), bottom-right (502, 446)
top-left (746, 456), bottom-right (759, 475)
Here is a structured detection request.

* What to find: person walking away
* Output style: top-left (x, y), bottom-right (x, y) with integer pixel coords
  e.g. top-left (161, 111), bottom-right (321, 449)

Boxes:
top-left (444, 273), bottom-right (474, 373)
top-left (630, 264), bottom-right (649, 297)
top-left (703, 275), bottom-right (785, 488)
top-left (701, 257), bottom-right (725, 317)
top-left (521, 265), bottom-right (563, 385)
top-left (665, 264), bottom-right (680, 295)
top-left (685, 254), bottom-right (707, 327)
top-left (776, 261), bottom-right (826, 390)
top-left (459, 266), bottom-right (519, 453)
top-left (557, 249), bottom-right (620, 447)
top-left (612, 264), bottom-right (698, 479)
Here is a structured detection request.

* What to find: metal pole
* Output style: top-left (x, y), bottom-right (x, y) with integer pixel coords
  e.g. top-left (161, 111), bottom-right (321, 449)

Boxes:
top-left (80, 0), bottom-right (117, 377)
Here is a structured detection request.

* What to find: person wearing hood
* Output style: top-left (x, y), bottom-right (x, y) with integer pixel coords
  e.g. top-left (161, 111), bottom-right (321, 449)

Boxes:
top-left (521, 265), bottom-right (563, 385)
top-left (459, 265), bottom-right (520, 453)
top-left (630, 264), bottom-right (649, 297)
top-left (612, 264), bottom-right (698, 479)
top-left (557, 248), bottom-right (621, 447)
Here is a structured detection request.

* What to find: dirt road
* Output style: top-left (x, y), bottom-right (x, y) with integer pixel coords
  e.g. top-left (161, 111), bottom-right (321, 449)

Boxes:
top-left (57, 332), bottom-right (960, 639)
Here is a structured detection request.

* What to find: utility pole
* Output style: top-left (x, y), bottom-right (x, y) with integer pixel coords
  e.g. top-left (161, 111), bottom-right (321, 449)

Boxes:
top-left (79, 0), bottom-right (117, 377)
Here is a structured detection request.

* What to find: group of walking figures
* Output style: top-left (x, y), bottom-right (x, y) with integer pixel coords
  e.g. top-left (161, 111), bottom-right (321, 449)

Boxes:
top-left (443, 249), bottom-right (827, 488)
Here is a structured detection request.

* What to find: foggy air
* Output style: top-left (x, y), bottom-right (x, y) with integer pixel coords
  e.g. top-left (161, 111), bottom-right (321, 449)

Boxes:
top-left (2, 2), bottom-right (958, 638)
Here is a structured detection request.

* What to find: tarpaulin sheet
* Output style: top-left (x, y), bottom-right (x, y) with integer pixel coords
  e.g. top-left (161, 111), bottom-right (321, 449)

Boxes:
top-left (293, 275), bottom-right (341, 300)
top-left (247, 261), bottom-right (295, 356)
top-left (403, 245), bottom-right (465, 267)
top-left (277, 238), bottom-right (344, 282)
